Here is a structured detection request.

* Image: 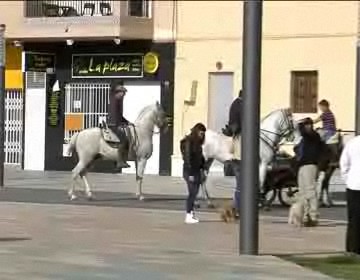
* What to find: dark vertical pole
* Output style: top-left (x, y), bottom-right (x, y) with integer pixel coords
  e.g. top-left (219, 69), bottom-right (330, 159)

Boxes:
top-left (355, 42), bottom-right (360, 135)
top-left (0, 24), bottom-right (5, 188)
top-left (239, 1), bottom-right (263, 255)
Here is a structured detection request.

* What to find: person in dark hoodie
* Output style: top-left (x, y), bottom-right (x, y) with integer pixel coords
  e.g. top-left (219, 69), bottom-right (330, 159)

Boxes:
top-left (108, 81), bottom-right (131, 170)
top-left (294, 118), bottom-right (325, 227)
top-left (227, 89), bottom-right (243, 137)
top-left (180, 123), bottom-right (207, 224)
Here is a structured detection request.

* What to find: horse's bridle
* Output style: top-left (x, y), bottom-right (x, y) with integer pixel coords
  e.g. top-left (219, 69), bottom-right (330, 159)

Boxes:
top-left (260, 109), bottom-right (294, 152)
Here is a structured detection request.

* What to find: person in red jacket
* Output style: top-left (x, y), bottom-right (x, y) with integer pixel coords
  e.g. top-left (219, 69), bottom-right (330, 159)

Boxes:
top-left (108, 81), bottom-right (131, 170)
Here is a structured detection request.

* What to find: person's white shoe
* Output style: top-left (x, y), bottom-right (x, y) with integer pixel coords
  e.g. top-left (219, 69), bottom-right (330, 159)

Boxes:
top-left (185, 213), bottom-right (199, 224)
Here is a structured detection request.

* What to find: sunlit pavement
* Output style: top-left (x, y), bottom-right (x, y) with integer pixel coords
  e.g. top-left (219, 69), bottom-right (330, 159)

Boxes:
top-left (0, 167), bottom-right (342, 279)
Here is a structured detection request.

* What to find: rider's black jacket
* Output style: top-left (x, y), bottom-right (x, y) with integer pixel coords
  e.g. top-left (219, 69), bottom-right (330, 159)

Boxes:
top-left (228, 97), bottom-right (243, 135)
top-left (108, 94), bottom-right (129, 127)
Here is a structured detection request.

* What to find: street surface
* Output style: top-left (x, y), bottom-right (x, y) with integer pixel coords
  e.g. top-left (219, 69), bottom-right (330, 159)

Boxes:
top-left (0, 166), bottom-right (346, 279)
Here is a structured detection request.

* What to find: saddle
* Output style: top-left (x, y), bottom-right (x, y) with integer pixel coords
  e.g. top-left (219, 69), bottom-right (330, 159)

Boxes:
top-left (100, 121), bottom-right (125, 144)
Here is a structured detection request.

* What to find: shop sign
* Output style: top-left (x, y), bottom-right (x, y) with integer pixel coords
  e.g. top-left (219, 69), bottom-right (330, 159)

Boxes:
top-left (25, 52), bottom-right (56, 73)
top-left (72, 53), bottom-right (144, 78)
top-left (143, 52), bottom-right (159, 74)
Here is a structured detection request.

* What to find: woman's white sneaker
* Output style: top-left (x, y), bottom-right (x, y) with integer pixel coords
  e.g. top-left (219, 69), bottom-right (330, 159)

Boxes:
top-left (185, 213), bottom-right (199, 224)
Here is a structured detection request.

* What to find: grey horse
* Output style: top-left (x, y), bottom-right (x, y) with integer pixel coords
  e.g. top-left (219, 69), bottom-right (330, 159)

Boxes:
top-left (66, 101), bottom-right (168, 201)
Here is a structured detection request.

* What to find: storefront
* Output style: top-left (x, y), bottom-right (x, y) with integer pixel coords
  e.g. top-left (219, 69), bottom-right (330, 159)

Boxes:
top-left (22, 40), bottom-right (175, 175)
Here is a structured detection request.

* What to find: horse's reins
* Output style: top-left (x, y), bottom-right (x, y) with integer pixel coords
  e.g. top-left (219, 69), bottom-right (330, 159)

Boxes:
top-left (259, 109), bottom-right (294, 153)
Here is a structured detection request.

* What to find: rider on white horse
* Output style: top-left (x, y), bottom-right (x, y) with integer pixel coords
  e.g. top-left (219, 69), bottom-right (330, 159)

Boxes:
top-left (108, 81), bottom-right (131, 170)
top-left (223, 89), bottom-right (243, 213)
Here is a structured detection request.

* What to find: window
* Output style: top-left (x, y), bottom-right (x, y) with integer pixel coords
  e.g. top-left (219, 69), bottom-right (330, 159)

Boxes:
top-left (290, 71), bottom-right (318, 113)
top-left (128, 0), bottom-right (151, 17)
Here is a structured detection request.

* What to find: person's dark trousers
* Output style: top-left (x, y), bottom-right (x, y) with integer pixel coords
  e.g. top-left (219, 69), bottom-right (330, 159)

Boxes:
top-left (232, 160), bottom-right (241, 211)
top-left (346, 188), bottom-right (360, 254)
top-left (183, 169), bottom-right (201, 213)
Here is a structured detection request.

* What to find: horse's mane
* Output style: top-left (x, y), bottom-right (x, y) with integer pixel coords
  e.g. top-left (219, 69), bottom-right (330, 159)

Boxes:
top-left (136, 103), bottom-right (156, 122)
top-left (261, 108), bottom-right (285, 122)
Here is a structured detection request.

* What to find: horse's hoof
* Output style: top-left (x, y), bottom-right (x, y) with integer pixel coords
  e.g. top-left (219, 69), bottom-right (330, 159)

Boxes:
top-left (263, 206), bottom-right (271, 212)
top-left (220, 212), bottom-right (228, 223)
top-left (137, 194), bottom-right (145, 201)
top-left (86, 193), bottom-right (94, 201)
top-left (207, 203), bottom-right (215, 209)
top-left (69, 194), bottom-right (77, 201)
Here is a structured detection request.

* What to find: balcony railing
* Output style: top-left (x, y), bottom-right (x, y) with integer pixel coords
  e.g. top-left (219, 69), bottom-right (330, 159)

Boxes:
top-left (25, 0), bottom-right (116, 18)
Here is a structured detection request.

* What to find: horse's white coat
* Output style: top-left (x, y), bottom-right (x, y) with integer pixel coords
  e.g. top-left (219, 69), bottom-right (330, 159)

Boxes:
top-left (67, 102), bottom-right (167, 200)
top-left (201, 109), bottom-right (295, 204)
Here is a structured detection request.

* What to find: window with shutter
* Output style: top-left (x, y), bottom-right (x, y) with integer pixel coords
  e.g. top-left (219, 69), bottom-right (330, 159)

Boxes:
top-left (290, 71), bottom-right (318, 113)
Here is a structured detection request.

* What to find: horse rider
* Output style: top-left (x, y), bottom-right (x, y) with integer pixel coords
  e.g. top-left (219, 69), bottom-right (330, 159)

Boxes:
top-left (180, 123), bottom-right (207, 224)
top-left (108, 81), bottom-right (131, 170)
top-left (225, 89), bottom-right (243, 215)
top-left (313, 99), bottom-right (337, 142)
top-left (294, 117), bottom-right (325, 227)
top-left (223, 89), bottom-right (243, 137)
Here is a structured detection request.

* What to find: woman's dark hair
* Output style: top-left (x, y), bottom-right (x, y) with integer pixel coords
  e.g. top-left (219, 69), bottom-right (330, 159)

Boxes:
top-left (191, 122), bottom-right (206, 133)
top-left (318, 99), bottom-right (329, 107)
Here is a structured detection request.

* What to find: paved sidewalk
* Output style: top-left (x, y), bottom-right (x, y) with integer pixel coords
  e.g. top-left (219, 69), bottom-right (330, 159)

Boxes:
top-left (0, 203), bottom-right (338, 280)
top-left (0, 167), bottom-right (346, 279)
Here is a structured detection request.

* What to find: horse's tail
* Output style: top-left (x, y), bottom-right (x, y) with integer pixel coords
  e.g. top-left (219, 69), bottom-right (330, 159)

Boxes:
top-left (67, 132), bottom-right (79, 155)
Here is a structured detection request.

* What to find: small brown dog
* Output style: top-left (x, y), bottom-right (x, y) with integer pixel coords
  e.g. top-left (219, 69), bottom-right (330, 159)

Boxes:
top-left (288, 200), bottom-right (305, 227)
top-left (219, 202), bottom-right (238, 223)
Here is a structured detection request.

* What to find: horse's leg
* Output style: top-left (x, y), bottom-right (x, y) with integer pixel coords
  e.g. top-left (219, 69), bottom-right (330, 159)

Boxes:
top-left (259, 161), bottom-right (269, 209)
top-left (81, 171), bottom-right (94, 200)
top-left (322, 167), bottom-right (335, 207)
top-left (68, 160), bottom-right (86, 200)
top-left (201, 158), bottom-right (214, 208)
top-left (136, 158), bottom-right (147, 201)
top-left (317, 170), bottom-right (326, 205)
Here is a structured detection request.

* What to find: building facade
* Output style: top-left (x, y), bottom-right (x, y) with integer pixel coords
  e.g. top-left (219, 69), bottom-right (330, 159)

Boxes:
top-left (1, 1), bottom-right (358, 176)
top-left (170, 1), bottom-right (359, 175)
top-left (1, 0), bottom-right (176, 175)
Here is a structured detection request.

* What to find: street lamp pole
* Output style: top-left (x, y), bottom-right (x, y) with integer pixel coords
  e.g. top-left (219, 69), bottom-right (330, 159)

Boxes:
top-left (239, 0), bottom-right (263, 255)
top-left (355, 41), bottom-right (360, 135)
top-left (0, 24), bottom-right (6, 188)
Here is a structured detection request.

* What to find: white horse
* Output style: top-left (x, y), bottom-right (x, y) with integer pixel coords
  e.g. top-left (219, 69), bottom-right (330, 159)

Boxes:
top-left (66, 101), bottom-right (168, 201)
top-left (200, 108), bottom-right (295, 207)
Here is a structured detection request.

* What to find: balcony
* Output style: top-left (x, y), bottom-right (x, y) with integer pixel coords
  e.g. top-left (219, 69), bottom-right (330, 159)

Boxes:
top-left (25, 0), bottom-right (151, 18)
top-left (25, 0), bottom-right (114, 17)
top-left (10, 0), bottom-right (154, 40)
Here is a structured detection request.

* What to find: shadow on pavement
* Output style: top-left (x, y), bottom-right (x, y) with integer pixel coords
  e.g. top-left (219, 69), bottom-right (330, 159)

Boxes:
top-left (0, 237), bottom-right (31, 242)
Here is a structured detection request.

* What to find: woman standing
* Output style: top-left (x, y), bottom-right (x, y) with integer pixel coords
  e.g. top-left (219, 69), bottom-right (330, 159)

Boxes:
top-left (180, 123), bottom-right (207, 224)
top-left (340, 135), bottom-right (360, 255)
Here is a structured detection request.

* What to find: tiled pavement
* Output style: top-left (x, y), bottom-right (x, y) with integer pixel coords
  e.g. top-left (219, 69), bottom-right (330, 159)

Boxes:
top-left (0, 167), bottom-right (345, 279)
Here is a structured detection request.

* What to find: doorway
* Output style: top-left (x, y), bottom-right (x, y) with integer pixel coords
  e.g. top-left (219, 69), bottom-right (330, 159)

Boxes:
top-left (208, 72), bottom-right (235, 174)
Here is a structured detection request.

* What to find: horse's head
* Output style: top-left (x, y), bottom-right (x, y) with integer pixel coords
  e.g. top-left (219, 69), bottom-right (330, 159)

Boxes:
top-left (277, 108), bottom-right (295, 142)
top-left (153, 101), bottom-right (169, 132)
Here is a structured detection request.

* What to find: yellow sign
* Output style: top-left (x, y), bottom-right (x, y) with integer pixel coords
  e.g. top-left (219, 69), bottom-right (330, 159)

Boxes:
top-left (143, 52), bottom-right (159, 74)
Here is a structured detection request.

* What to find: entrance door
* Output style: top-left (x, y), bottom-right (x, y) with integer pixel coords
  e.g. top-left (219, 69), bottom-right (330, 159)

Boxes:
top-left (122, 81), bottom-right (161, 175)
top-left (208, 72), bottom-right (234, 173)
top-left (24, 72), bottom-right (47, 171)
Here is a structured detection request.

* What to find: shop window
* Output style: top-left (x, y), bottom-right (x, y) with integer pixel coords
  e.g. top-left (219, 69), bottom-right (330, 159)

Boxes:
top-left (290, 71), bottom-right (318, 113)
